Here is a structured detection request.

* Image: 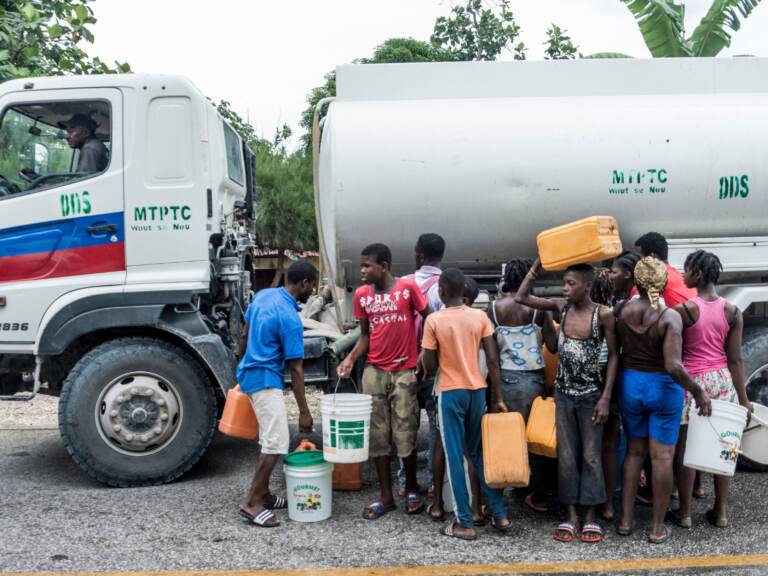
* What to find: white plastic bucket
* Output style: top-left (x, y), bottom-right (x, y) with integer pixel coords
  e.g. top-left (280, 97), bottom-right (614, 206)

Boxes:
top-left (684, 399), bottom-right (748, 476)
top-left (740, 402), bottom-right (768, 466)
top-left (283, 450), bottom-right (333, 522)
top-left (321, 393), bottom-right (372, 463)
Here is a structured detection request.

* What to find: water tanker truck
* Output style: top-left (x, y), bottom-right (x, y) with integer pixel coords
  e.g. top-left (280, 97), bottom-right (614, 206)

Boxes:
top-left (1, 57), bottom-right (767, 485)
top-left (315, 58), bottom-right (768, 473)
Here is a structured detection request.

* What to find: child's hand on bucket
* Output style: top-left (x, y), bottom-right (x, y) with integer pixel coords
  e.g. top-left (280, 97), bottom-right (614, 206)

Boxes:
top-left (337, 358), bottom-right (354, 379)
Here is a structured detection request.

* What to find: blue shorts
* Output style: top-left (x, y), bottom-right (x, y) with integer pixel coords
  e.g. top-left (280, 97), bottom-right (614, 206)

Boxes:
top-left (619, 369), bottom-right (684, 446)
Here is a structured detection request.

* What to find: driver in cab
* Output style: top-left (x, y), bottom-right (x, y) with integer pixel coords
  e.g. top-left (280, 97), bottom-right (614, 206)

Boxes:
top-left (22, 114), bottom-right (108, 180)
top-left (61, 114), bottom-right (109, 174)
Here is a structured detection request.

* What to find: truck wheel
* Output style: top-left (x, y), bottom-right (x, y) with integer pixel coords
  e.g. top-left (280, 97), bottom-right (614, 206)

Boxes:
top-left (739, 326), bottom-right (768, 472)
top-left (59, 337), bottom-right (217, 487)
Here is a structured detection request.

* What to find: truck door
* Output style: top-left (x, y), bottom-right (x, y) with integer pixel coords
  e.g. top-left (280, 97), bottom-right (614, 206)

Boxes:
top-left (0, 88), bottom-right (124, 347)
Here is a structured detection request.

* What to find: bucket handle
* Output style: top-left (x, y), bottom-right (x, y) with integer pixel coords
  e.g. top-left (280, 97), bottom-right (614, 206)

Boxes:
top-left (331, 377), bottom-right (359, 410)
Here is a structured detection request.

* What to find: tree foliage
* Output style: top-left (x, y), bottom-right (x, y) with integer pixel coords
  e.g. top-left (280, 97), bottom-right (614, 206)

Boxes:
top-left (543, 25), bottom-right (579, 60)
top-left (251, 140), bottom-right (316, 252)
top-left (621, 0), bottom-right (691, 56)
top-left (359, 37), bottom-right (456, 64)
top-left (216, 99), bottom-right (257, 145)
top-left (0, 0), bottom-right (130, 82)
top-left (431, 0), bottom-right (526, 61)
top-left (688, 0), bottom-right (762, 56)
top-left (299, 70), bottom-right (336, 155)
top-left (620, 0), bottom-right (763, 57)
top-left (217, 101), bottom-right (316, 252)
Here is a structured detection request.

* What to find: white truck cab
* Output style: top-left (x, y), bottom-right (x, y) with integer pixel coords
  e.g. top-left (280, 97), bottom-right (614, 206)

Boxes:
top-left (0, 74), bottom-right (257, 485)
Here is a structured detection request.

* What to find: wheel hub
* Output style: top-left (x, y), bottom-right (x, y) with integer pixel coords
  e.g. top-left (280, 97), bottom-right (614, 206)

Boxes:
top-left (747, 362), bottom-right (768, 407)
top-left (98, 373), bottom-right (181, 454)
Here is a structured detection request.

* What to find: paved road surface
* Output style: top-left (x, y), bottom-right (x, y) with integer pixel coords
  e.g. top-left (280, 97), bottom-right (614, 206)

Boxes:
top-left (1, 426), bottom-right (767, 575)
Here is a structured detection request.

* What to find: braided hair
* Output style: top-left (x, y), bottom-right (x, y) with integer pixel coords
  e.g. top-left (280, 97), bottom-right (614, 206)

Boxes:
top-left (684, 249), bottom-right (723, 285)
top-left (614, 250), bottom-right (640, 279)
top-left (501, 257), bottom-right (533, 293)
top-left (590, 267), bottom-right (614, 306)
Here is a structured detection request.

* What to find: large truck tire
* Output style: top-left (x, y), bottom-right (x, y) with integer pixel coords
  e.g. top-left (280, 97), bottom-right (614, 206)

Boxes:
top-left (739, 326), bottom-right (768, 472)
top-left (59, 337), bottom-right (217, 487)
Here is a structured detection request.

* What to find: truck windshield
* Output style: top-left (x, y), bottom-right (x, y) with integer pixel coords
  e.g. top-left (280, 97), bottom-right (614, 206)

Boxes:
top-left (0, 100), bottom-right (110, 199)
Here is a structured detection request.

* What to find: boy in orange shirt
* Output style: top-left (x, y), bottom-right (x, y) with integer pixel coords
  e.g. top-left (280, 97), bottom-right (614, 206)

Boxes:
top-left (422, 268), bottom-right (510, 540)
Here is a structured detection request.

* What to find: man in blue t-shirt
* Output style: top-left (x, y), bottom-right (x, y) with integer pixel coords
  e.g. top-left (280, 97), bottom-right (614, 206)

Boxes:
top-left (238, 260), bottom-right (317, 528)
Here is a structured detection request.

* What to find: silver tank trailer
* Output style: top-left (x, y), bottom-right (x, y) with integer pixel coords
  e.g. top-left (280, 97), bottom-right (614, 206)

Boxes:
top-left (315, 58), bottom-right (768, 471)
top-left (317, 58), bottom-right (768, 287)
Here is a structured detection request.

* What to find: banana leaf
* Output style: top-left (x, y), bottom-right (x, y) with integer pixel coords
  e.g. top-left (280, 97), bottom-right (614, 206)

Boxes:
top-left (621, 0), bottom-right (692, 57)
top-left (688, 0), bottom-right (763, 56)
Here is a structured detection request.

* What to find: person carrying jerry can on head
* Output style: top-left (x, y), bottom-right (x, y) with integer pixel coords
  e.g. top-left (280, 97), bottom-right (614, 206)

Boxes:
top-left (516, 258), bottom-right (619, 544)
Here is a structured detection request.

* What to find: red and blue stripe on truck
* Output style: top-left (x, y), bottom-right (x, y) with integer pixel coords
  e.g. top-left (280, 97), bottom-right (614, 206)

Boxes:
top-left (0, 212), bottom-right (125, 284)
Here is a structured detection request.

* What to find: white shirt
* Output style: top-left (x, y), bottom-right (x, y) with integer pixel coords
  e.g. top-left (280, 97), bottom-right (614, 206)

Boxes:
top-left (414, 265), bottom-right (444, 312)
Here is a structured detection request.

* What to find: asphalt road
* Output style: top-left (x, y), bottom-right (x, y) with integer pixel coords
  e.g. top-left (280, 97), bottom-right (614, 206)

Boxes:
top-left (2, 425), bottom-right (768, 575)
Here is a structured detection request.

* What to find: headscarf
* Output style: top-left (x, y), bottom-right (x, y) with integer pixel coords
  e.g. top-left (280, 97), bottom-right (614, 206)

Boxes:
top-left (634, 256), bottom-right (668, 309)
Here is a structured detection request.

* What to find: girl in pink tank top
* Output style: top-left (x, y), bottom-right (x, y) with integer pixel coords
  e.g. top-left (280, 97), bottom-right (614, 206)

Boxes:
top-left (681, 296), bottom-right (729, 376)
top-left (672, 250), bottom-right (751, 530)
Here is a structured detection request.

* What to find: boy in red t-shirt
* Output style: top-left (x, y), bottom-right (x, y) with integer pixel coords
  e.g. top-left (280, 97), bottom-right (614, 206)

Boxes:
top-left (338, 243), bottom-right (431, 519)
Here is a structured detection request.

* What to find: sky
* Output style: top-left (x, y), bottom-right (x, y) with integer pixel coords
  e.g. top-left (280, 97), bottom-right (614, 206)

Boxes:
top-left (90, 0), bottom-right (768, 148)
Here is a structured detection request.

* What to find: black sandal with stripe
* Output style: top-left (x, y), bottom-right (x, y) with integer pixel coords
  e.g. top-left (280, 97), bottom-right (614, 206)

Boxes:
top-left (239, 508), bottom-right (280, 527)
top-left (265, 494), bottom-right (288, 510)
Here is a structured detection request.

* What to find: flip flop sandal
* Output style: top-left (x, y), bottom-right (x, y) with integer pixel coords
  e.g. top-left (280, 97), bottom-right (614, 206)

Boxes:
top-left (405, 492), bottom-right (426, 515)
top-left (426, 503), bottom-right (445, 522)
top-left (666, 510), bottom-right (692, 529)
top-left (490, 517), bottom-right (512, 533)
top-left (553, 522), bottom-right (578, 543)
top-left (706, 509), bottom-right (728, 528)
top-left (362, 501), bottom-right (397, 520)
top-left (648, 524), bottom-right (672, 545)
top-left (580, 523), bottom-right (604, 543)
top-left (239, 508), bottom-right (280, 528)
top-left (265, 494), bottom-right (288, 510)
top-left (440, 522), bottom-right (477, 541)
top-left (524, 493), bottom-right (548, 513)
top-left (615, 523), bottom-right (633, 537)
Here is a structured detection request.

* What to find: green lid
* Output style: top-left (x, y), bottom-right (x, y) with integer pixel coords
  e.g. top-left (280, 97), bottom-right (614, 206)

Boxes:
top-left (284, 449), bottom-right (326, 468)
